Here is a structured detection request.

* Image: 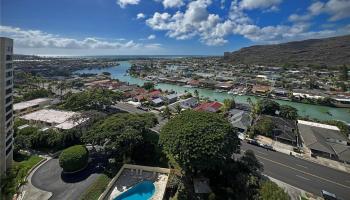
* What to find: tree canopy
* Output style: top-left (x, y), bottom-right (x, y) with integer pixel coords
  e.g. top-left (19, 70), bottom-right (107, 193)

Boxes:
top-left (279, 105), bottom-right (298, 120)
top-left (257, 99), bottom-right (280, 116)
top-left (223, 98), bottom-right (236, 112)
top-left (142, 82), bottom-right (155, 91)
top-left (254, 117), bottom-right (274, 137)
top-left (160, 110), bottom-right (240, 172)
top-left (83, 113), bottom-right (158, 158)
top-left (61, 88), bottom-right (123, 111)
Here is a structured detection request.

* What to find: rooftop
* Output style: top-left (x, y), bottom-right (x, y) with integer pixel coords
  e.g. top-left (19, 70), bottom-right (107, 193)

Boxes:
top-left (20, 109), bottom-right (87, 130)
top-left (14, 98), bottom-right (51, 111)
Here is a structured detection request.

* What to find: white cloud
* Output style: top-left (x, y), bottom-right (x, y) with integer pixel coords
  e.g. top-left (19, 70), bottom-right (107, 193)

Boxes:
top-left (147, 0), bottom-right (227, 45)
top-left (117, 0), bottom-right (140, 8)
top-left (289, 0), bottom-right (350, 22)
top-left (146, 0), bottom-right (350, 46)
top-left (148, 34), bottom-right (156, 40)
top-left (0, 25), bottom-right (164, 52)
top-left (239, 0), bottom-right (282, 10)
top-left (162, 0), bottom-right (184, 8)
top-left (137, 13), bottom-right (146, 19)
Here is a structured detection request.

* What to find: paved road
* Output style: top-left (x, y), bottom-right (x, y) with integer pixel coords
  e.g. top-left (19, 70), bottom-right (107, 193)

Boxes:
top-left (240, 141), bottom-right (350, 200)
top-left (31, 159), bottom-right (101, 200)
top-left (112, 102), bottom-right (146, 114)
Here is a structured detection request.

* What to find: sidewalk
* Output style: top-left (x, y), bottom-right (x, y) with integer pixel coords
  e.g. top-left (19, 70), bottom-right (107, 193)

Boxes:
top-left (256, 135), bottom-right (350, 173)
top-left (266, 175), bottom-right (322, 200)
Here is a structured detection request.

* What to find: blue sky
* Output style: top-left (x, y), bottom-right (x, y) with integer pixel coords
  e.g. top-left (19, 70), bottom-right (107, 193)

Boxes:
top-left (1, 0), bottom-right (350, 55)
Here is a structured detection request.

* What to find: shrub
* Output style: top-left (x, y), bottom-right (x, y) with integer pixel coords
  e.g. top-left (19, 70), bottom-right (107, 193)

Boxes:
top-left (59, 145), bottom-right (89, 172)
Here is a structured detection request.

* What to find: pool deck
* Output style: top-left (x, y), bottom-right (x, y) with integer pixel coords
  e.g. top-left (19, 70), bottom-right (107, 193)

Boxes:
top-left (99, 164), bottom-right (170, 200)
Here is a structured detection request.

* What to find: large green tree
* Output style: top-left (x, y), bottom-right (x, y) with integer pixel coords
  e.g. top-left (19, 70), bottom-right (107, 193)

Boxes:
top-left (223, 98), bottom-right (236, 112)
top-left (62, 88), bottom-right (123, 111)
top-left (258, 99), bottom-right (280, 116)
top-left (254, 117), bottom-right (274, 137)
top-left (279, 105), bottom-right (298, 120)
top-left (160, 110), bottom-right (240, 173)
top-left (83, 113), bottom-right (158, 160)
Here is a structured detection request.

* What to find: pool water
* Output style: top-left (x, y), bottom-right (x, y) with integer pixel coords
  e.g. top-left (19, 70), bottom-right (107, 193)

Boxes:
top-left (114, 181), bottom-right (155, 200)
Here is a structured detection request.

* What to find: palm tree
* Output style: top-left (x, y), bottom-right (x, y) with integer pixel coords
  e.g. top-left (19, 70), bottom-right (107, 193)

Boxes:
top-left (174, 103), bottom-right (182, 114)
top-left (194, 89), bottom-right (199, 100)
top-left (223, 98), bottom-right (235, 112)
top-left (162, 106), bottom-right (171, 119)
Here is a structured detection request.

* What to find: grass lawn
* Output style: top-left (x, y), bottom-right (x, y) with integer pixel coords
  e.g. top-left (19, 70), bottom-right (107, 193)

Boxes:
top-left (1, 154), bottom-right (44, 198)
top-left (80, 174), bottom-right (111, 200)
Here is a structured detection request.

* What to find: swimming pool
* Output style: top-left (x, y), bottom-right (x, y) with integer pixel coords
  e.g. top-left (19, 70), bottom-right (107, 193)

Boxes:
top-left (114, 181), bottom-right (155, 200)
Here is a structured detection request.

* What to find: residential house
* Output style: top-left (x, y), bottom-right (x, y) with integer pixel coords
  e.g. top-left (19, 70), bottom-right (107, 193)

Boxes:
top-left (195, 101), bottom-right (223, 113)
top-left (170, 97), bottom-right (198, 111)
top-left (252, 85), bottom-right (271, 95)
top-left (298, 120), bottom-right (350, 163)
top-left (228, 109), bottom-right (252, 133)
top-left (260, 115), bottom-right (299, 146)
top-left (165, 94), bottom-right (178, 104)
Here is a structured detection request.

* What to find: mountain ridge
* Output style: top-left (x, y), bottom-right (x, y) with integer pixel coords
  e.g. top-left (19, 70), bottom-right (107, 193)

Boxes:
top-left (224, 35), bottom-right (350, 67)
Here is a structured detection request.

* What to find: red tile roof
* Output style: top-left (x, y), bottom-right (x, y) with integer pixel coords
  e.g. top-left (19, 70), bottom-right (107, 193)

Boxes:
top-left (194, 101), bottom-right (223, 112)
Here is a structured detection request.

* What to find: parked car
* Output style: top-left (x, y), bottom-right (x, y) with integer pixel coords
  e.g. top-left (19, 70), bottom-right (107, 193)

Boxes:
top-left (247, 139), bottom-right (260, 146)
top-left (262, 144), bottom-right (275, 151)
top-left (137, 106), bottom-right (150, 111)
top-left (321, 190), bottom-right (337, 200)
top-left (293, 147), bottom-right (304, 153)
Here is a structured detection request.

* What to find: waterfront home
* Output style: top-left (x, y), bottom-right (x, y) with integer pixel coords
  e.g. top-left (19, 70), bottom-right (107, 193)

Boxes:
top-left (272, 88), bottom-right (289, 98)
top-left (298, 120), bottom-right (350, 164)
top-left (292, 89), bottom-right (326, 100)
top-left (199, 79), bottom-right (217, 88)
top-left (332, 97), bottom-right (350, 108)
top-left (148, 90), bottom-right (162, 99)
top-left (251, 85), bottom-right (271, 95)
top-left (215, 82), bottom-right (233, 90)
top-left (195, 101), bottom-right (223, 113)
top-left (187, 79), bottom-right (200, 87)
top-left (165, 94), bottom-right (178, 104)
top-left (14, 98), bottom-right (52, 116)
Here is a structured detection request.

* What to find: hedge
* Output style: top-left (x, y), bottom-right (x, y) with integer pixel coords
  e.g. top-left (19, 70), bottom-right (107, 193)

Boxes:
top-left (59, 145), bottom-right (89, 172)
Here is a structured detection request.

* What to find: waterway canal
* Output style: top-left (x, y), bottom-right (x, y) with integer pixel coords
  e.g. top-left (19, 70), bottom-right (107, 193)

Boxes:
top-left (75, 61), bottom-right (350, 123)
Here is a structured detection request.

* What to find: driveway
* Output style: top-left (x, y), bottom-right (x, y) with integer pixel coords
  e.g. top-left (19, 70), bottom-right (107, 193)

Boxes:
top-left (31, 158), bottom-right (101, 200)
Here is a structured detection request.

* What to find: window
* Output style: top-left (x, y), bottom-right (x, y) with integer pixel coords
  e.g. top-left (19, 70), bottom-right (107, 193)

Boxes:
top-left (6, 129), bottom-right (12, 137)
top-left (6, 79), bottom-right (12, 86)
top-left (6, 88), bottom-right (12, 95)
top-left (6, 137), bottom-right (12, 147)
top-left (5, 96), bottom-right (12, 104)
top-left (6, 71), bottom-right (13, 78)
top-left (6, 112), bottom-right (12, 121)
top-left (6, 121), bottom-right (12, 129)
top-left (6, 63), bottom-right (12, 69)
top-left (6, 145), bottom-right (12, 155)
top-left (6, 104), bottom-right (12, 113)
top-left (6, 55), bottom-right (12, 61)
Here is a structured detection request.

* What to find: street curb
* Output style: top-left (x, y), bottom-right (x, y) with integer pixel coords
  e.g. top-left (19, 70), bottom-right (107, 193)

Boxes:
top-left (20, 157), bottom-right (53, 200)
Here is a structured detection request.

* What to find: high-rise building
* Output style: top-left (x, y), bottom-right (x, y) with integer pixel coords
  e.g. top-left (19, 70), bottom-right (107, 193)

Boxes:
top-left (0, 37), bottom-right (14, 178)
